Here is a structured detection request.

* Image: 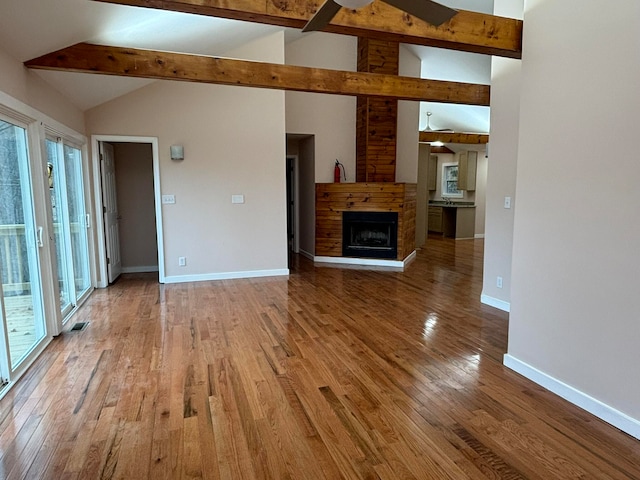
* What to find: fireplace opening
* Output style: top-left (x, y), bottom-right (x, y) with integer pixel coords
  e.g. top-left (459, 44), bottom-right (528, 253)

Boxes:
top-left (342, 211), bottom-right (398, 259)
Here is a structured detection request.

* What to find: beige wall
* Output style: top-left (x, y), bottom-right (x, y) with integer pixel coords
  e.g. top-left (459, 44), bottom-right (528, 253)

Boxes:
top-left (0, 46), bottom-right (84, 133)
top-left (86, 32), bottom-right (288, 280)
top-left (474, 153), bottom-right (488, 236)
top-left (285, 32), bottom-right (357, 183)
top-left (481, 0), bottom-right (523, 311)
top-left (395, 46), bottom-right (420, 183)
top-left (415, 144), bottom-right (431, 247)
top-left (508, 0), bottom-right (640, 435)
top-left (113, 142), bottom-right (158, 271)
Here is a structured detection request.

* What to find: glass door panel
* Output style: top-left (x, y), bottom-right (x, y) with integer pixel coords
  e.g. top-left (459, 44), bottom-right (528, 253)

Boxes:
top-left (45, 139), bottom-right (72, 316)
top-left (0, 119), bottom-right (46, 369)
top-left (63, 144), bottom-right (91, 301)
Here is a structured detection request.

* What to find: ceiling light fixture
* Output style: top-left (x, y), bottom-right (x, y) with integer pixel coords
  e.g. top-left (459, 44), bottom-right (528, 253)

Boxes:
top-left (431, 141), bottom-right (444, 147)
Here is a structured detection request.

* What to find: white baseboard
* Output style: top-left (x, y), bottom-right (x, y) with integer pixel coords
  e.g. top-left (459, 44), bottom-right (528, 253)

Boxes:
top-left (299, 249), bottom-right (314, 260)
top-left (121, 266), bottom-right (159, 273)
top-left (504, 354), bottom-right (640, 440)
top-left (481, 294), bottom-right (511, 312)
top-left (474, 233), bottom-right (485, 239)
top-left (314, 250), bottom-right (416, 271)
top-left (163, 268), bottom-right (289, 284)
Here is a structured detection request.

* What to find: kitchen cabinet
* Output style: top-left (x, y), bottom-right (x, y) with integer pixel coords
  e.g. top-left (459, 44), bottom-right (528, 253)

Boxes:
top-left (428, 205), bottom-right (476, 239)
top-left (428, 206), bottom-right (443, 233)
top-left (457, 151), bottom-right (477, 191)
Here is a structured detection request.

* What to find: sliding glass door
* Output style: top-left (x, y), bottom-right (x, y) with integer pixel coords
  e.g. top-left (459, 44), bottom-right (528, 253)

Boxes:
top-left (46, 139), bottom-right (73, 317)
top-left (0, 119), bottom-right (46, 371)
top-left (64, 144), bottom-right (91, 302)
top-left (45, 138), bottom-right (91, 322)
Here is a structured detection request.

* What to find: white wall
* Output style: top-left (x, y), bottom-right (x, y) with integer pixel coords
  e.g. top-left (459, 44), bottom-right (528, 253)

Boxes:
top-left (481, 0), bottom-right (523, 312)
top-left (285, 33), bottom-right (357, 183)
top-left (507, 0), bottom-right (640, 437)
top-left (86, 32), bottom-right (288, 280)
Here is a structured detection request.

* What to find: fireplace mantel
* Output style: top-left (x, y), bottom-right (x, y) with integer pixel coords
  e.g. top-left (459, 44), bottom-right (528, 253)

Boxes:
top-left (315, 182), bottom-right (416, 262)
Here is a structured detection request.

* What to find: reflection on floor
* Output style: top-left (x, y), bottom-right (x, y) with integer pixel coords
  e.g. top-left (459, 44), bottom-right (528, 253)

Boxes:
top-left (3, 294), bottom-right (37, 364)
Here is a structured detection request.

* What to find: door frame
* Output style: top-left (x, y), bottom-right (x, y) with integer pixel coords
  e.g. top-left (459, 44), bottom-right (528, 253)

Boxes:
top-left (91, 135), bottom-right (165, 286)
top-left (286, 155), bottom-right (300, 254)
top-left (99, 142), bottom-right (123, 283)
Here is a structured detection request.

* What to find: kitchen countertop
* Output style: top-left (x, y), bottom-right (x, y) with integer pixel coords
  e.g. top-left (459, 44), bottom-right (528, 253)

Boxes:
top-left (429, 201), bottom-right (476, 208)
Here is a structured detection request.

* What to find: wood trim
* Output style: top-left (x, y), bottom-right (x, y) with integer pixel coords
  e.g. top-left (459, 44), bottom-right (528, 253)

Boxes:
top-left (315, 182), bottom-right (416, 260)
top-left (419, 131), bottom-right (489, 144)
top-left (429, 146), bottom-right (455, 154)
top-left (25, 43), bottom-right (490, 105)
top-left (91, 0), bottom-right (523, 58)
top-left (356, 38), bottom-right (399, 183)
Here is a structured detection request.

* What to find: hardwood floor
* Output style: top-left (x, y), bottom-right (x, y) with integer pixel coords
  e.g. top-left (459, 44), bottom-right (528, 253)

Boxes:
top-left (1, 236), bottom-right (639, 479)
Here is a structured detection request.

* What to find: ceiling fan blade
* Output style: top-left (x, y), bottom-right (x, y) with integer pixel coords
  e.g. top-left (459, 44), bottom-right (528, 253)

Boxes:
top-left (302, 0), bottom-right (343, 32)
top-left (382, 0), bottom-right (457, 26)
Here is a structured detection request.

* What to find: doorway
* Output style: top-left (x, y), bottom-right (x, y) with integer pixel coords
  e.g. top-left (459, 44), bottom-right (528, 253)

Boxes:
top-left (286, 155), bottom-right (299, 258)
top-left (92, 136), bottom-right (165, 287)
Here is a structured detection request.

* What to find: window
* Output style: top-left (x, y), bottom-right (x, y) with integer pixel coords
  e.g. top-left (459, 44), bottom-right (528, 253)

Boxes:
top-left (0, 96), bottom-right (91, 396)
top-left (442, 162), bottom-right (463, 198)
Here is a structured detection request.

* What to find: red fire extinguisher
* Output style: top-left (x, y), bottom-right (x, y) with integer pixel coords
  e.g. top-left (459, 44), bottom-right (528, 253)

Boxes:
top-left (334, 160), bottom-right (345, 183)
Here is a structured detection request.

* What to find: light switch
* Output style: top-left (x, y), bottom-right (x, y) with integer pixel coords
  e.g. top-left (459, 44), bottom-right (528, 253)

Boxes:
top-left (231, 194), bottom-right (245, 204)
top-left (504, 196), bottom-right (511, 209)
top-left (162, 194), bottom-right (176, 204)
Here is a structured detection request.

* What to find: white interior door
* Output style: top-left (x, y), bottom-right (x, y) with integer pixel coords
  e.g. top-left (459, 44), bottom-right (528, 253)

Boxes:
top-left (99, 142), bottom-right (122, 283)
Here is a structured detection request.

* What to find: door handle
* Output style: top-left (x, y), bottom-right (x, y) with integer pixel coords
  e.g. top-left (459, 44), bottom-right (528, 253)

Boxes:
top-left (36, 226), bottom-right (44, 247)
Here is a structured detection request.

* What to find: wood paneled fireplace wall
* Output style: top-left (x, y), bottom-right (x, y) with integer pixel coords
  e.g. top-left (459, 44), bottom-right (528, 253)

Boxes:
top-left (316, 183), bottom-right (416, 261)
top-left (314, 38), bottom-right (416, 263)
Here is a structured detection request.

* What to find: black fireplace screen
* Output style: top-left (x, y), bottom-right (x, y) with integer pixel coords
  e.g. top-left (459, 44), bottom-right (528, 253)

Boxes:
top-left (342, 211), bottom-right (398, 259)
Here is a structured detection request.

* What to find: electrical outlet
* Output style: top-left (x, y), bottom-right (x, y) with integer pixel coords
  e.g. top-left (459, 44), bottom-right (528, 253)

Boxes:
top-left (162, 194), bottom-right (176, 204)
top-left (504, 196), bottom-right (511, 209)
top-left (178, 256), bottom-right (186, 267)
top-left (496, 276), bottom-right (503, 288)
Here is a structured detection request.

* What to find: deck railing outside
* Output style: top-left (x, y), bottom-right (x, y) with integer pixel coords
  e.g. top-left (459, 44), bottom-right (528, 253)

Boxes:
top-left (0, 224), bottom-right (30, 296)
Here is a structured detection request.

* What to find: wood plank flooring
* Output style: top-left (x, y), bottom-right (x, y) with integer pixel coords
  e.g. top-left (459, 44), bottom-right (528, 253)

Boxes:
top-left (3, 295), bottom-right (39, 363)
top-left (0, 236), bottom-right (639, 479)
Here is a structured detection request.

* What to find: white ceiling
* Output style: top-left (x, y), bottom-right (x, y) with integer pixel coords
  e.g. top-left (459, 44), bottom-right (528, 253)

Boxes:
top-left (0, 0), bottom-right (494, 133)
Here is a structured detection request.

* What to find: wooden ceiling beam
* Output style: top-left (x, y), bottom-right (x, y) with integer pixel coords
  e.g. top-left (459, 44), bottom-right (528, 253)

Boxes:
top-left (419, 131), bottom-right (489, 144)
top-left (24, 43), bottom-right (490, 105)
top-left (429, 145), bottom-right (455, 154)
top-left (91, 0), bottom-right (522, 59)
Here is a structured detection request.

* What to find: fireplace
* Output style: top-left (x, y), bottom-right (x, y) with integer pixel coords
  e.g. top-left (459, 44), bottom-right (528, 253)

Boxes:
top-left (342, 211), bottom-right (398, 259)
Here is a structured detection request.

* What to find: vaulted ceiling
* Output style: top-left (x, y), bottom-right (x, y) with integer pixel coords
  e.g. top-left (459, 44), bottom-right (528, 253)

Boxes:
top-left (0, 0), bottom-right (510, 136)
